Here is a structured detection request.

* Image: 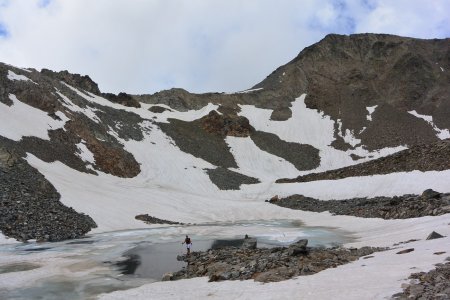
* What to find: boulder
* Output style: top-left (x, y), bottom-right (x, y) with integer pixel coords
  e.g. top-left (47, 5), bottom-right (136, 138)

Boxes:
top-left (162, 272), bottom-right (173, 281)
top-left (241, 237), bottom-right (257, 249)
top-left (426, 231), bottom-right (444, 240)
top-left (396, 248), bottom-right (414, 254)
top-left (288, 239), bottom-right (308, 256)
top-left (422, 189), bottom-right (441, 199)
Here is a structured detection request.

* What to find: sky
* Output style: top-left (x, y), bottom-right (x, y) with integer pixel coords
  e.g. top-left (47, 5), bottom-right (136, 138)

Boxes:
top-left (0, 0), bottom-right (449, 94)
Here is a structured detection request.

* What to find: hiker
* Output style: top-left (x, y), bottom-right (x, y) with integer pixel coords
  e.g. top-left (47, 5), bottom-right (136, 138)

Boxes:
top-left (182, 235), bottom-right (192, 255)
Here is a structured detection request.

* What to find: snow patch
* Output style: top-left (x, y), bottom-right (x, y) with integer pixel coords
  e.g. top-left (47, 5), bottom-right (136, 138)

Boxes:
top-left (56, 90), bottom-right (101, 123)
top-left (7, 70), bottom-right (36, 84)
top-left (408, 110), bottom-right (450, 139)
top-left (75, 141), bottom-right (95, 164)
top-left (0, 94), bottom-right (67, 141)
top-left (336, 119), bottom-right (361, 147)
top-left (226, 136), bottom-right (299, 181)
top-left (366, 105), bottom-right (377, 121)
top-left (236, 87), bottom-right (263, 94)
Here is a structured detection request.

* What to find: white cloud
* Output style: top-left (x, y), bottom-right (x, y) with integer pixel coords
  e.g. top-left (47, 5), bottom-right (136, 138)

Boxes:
top-left (0, 0), bottom-right (448, 94)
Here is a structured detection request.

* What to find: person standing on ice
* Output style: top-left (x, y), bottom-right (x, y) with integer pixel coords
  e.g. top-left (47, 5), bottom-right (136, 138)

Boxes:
top-left (182, 235), bottom-right (192, 255)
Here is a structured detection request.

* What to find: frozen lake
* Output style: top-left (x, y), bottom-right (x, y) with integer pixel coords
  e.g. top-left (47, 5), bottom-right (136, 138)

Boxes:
top-left (0, 220), bottom-right (353, 300)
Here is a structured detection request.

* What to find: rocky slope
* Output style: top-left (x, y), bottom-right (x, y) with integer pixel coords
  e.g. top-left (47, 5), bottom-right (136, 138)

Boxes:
top-left (278, 138), bottom-right (450, 183)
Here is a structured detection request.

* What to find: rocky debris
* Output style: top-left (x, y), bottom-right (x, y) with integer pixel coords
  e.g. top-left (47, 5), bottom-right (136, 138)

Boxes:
top-left (135, 214), bottom-right (182, 225)
top-left (200, 110), bottom-right (254, 137)
top-left (268, 190), bottom-right (450, 219)
top-left (250, 130), bottom-right (320, 171)
top-left (206, 167), bottom-right (259, 190)
top-left (427, 231), bottom-right (445, 240)
top-left (392, 261), bottom-right (450, 299)
top-left (278, 139), bottom-right (450, 183)
top-left (171, 241), bottom-right (382, 282)
top-left (101, 92), bottom-right (141, 108)
top-left (396, 248), bottom-right (415, 254)
top-left (0, 146), bottom-right (97, 242)
top-left (41, 68), bottom-right (101, 95)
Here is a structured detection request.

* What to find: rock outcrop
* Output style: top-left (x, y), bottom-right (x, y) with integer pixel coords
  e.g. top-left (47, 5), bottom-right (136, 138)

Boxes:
top-left (268, 190), bottom-right (450, 219)
top-left (172, 241), bottom-right (382, 282)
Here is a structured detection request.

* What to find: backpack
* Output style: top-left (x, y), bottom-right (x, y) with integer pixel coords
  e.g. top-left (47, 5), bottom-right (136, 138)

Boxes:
top-left (185, 237), bottom-right (191, 244)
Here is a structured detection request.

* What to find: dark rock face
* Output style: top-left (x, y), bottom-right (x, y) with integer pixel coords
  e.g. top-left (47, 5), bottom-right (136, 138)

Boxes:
top-left (159, 119), bottom-right (238, 168)
top-left (148, 106), bottom-right (172, 113)
top-left (135, 214), bottom-right (182, 225)
top-left (101, 92), bottom-right (141, 108)
top-left (206, 167), bottom-right (259, 190)
top-left (0, 145), bottom-right (97, 242)
top-left (269, 191), bottom-right (450, 219)
top-left (172, 242), bottom-right (382, 282)
top-left (200, 110), bottom-right (254, 137)
top-left (250, 131), bottom-right (320, 171)
top-left (278, 139), bottom-right (450, 183)
top-left (41, 68), bottom-right (101, 95)
top-left (392, 261), bottom-right (450, 299)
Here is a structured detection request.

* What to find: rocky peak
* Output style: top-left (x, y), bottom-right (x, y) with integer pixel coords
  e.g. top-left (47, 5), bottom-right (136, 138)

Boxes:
top-left (40, 68), bottom-right (101, 95)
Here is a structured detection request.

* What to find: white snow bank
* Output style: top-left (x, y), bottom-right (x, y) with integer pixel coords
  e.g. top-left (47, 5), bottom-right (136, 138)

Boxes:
top-left (0, 94), bottom-right (67, 141)
top-left (243, 169), bottom-right (450, 201)
top-left (226, 136), bottom-right (299, 181)
top-left (408, 110), bottom-right (450, 139)
top-left (6, 70), bottom-right (35, 83)
top-left (0, 233), bottom-right (19, 244)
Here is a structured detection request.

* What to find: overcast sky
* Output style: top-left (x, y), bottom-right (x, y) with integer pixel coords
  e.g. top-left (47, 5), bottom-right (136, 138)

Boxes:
top-left (0, 0), bottom-right (449, 94)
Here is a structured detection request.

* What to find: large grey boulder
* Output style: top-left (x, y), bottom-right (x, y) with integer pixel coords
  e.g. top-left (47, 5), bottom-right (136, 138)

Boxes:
top-left (288, 239), bottom-right (309, 256)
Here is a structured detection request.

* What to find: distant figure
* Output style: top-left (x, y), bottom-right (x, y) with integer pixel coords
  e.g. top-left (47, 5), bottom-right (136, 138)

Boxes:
top-left (182, 235), bottom-right (192, 255)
